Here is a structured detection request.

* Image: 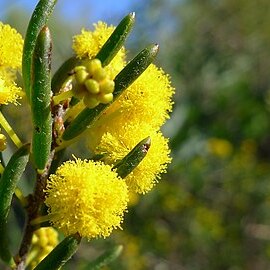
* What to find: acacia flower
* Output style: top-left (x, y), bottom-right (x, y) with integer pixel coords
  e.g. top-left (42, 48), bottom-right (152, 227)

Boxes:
top-left (45, 158), bottom-right (129, 239)
top-left (86, 63), bottom-right (174, 146)
top-left (0, 22), bottom-right (23, 105)
top-left (94, 122), bottom-right (172, 194)
top-left (0, 75), bottom-right (21, 105)
top-left (0, 22), bottom-right (23, 68)
top-left (105, 63), bottom-right (174, 129)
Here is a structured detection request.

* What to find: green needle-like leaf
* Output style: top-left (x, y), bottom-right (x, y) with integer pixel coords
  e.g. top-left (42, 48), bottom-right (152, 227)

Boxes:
top-left (31, 26), bottom-right (52, 170)
top-left (83, 245), bottom-right (123, 270)
top-left (114, 137), bottom-right (151, 178)
top-left (0, 144), bottom-right (29, 266)
top-left (62, 44), bottom-right (159, 141)
top-left (96, 12), bottom-right (135, 66)
top-left (34, 234), bottom-right (81, 270)
top-left (22, 0), bottom-right (57, 100)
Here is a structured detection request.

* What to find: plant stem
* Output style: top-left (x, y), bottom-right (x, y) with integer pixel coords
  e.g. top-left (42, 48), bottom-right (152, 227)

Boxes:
top-left (52, 88), bottom-right (74, 105)
top-left (0, 112), bottom-right (23, 148)
top-left (15, 150), bottom-right (55, 270)
top-left (0, 163), bottom-right (4, 174)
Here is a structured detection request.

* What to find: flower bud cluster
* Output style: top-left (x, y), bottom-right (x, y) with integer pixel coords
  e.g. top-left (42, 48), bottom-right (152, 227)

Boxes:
top-left (29, 228), bottom-right (58, 269)
top-left (73, 58), bottom-right (115, 108)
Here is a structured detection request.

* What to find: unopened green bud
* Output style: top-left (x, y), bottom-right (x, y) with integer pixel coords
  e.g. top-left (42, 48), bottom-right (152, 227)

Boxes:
top-left (98, 93), bottom-right (113, 103)
top-left (74, 66), bottom-right (88, 84)
top-left (86, 59), bottom-right (102, 74)
top-left (85, 79), bottom-right (100, 94)
top-left (93, 68), bottom-right (107, 81)
top-left (84, 95), bottom-right (100, 108)
top-left (100, 79), bottom-right (115, 94)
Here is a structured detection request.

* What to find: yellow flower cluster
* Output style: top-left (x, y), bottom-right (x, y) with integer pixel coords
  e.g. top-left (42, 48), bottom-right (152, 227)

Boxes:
top-left (95, 123), bottom-right (172, 194)
top-left (71, 22), bottom-right (174, 194)
top-left (28, 228), bottom-right (58, 270)
top-left (0, 22), bottom-right (23, 105)
top-left (44, 19), bottom-right (174, 241)
top-left (45, 158), bottom-right (128, 239)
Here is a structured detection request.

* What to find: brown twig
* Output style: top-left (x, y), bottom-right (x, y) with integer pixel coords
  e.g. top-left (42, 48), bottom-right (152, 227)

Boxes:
top-left (15, 150), bottom-right (55, 270)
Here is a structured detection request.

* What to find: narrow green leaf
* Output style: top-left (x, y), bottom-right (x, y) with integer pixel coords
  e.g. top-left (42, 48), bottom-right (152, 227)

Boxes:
top-left (114, 137), bottom-right (151, 178)
top-left (83, 245), bottom-right (123, 270)
top-left (62, 44), bottom-right (159, 141)
top-left (34, 234), bottom-right (81, 270)
top-left (0, 144), bottom-right (29, 265)
top-left (31, 26), bottom-right (52, 170)
top-left (51, 56), bottom-right (79, 94)
top-left (96, 12), bottom-right (135, 66)
top-left (22, 0), bottom-right (57, 100)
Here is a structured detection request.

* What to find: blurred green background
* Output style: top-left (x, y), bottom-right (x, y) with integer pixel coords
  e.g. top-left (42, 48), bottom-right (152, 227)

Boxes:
top-left (2, 0), bottom-right (270, 269)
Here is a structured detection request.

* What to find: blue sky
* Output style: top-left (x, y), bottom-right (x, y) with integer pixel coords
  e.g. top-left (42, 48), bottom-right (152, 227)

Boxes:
top-left (0, 0), bottom-right (136, 24)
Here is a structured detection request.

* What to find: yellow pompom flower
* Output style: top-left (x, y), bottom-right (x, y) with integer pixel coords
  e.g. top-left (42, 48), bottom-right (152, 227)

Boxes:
top-left (0, 75), bottom-right (21, 105)
top-left (72, 21), bottom-right (126, 79)
top-left (45, 158), bottom-right (129, 239)
top-left (94, 123), bottom-right (172, 194)
top-left (0, 22), bottom-right (23, 105)
top-left (107, 64), bottom-right (174, 129)
top-left (85, 64), bottom-right (174, 148)
top-left (0, 22), bottom-right (23, 68)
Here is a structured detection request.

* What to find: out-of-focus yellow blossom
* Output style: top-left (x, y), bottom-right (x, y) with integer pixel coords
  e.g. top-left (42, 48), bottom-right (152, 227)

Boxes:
top-left (207, 137), bottom-right (233, 158)
top-left (72, 21), bottom-right (126, 79)
top-left (0, 22), bottom-right (23, 105)
top-left (93, 123), bottom-right (171, 194)
top-left (192, 206), bottom-right (224, 240)
top-left (45, 158), bottom-right (128, 239)
top-left (28, 228), bottom-right (58, 270)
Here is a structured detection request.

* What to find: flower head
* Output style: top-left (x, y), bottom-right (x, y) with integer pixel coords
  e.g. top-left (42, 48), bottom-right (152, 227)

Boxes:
top-left (73, 21), bottom-right (126, 79)
top-left (109, 64), bottom-right (174, 129)
top-left (0, 22), bottom-right (23, 68)
top-left (45, 158), bottom-right (128, 239)
top-left (85, 63), bottom-right (174, 147)
top-left (94, 123), bottom-right (172, 194)
top-left (0, 74), bottom-right (21, 105)
top-left (0, 22), bottom-right (23, 105)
